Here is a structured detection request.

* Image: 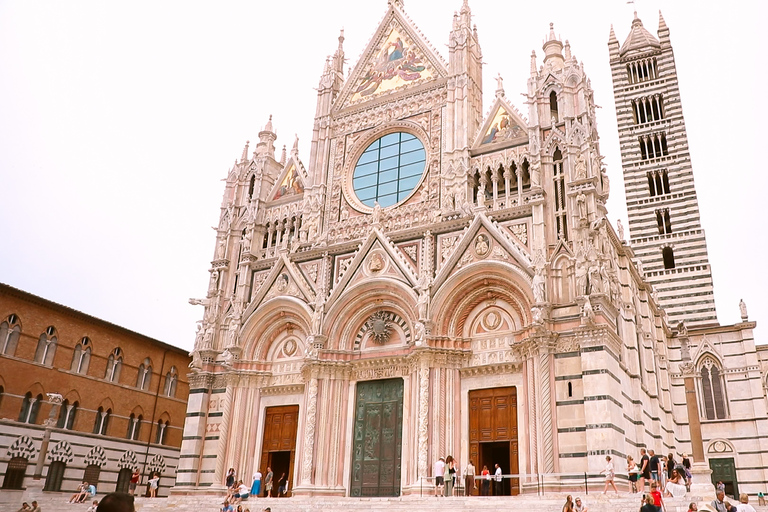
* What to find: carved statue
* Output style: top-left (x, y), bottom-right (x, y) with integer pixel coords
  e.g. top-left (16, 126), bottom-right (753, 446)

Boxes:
top-left (617, 219), bottom-right (625, 241)
top-left (221, 348), bottom-right (234, 366)
top-left (530, 161), bottom-right (541, 187)
top-left (739, 299), bottom-right (748, 321)
top-left (601, 168), bottom-right (610, 195)
top-left (216, 239), bottom-right (226, 260)
top-left (312, 293), bottom-right (325, 334)
top-left (531, 306), bottom-right (543, 324)
top-left (414, 321), bottom-right (425, 345)
top-left (477, 181), bottom-right (486, 207)
top-left (574, 151), bottom-right (587, 180)
top-left (575, 259), bottom-right (588, 297)
top-left (576, 191), bottom-right (587, 220)
top-left (371, 201), bottom-right (382, 225)
top-left (532, 267), bottom-right (546, 303)
top-left (582, 296), bottom-right (595, 323)
top-left (677, 321), bottom-right (687, 337)
top-left (193, 322), bottom-right (204, 350)
top-left (242, 229), bottom-right (253, 252)
top-left (189, 350), bottom-right (202, 369)
top-left (208, 270), bottom-right (219, 293)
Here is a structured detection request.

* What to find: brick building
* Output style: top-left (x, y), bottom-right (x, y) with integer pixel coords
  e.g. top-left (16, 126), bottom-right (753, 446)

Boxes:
top-left (0, 282), bottom-right (190, 504)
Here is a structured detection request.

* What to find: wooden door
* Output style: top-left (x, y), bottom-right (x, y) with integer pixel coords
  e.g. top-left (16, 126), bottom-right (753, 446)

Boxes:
top-left (350, 378), bottom-right (404, 497)
top-left (260, 405), bottom-right (299, 494)
top-left (469, 387), bottom-right (519, 495)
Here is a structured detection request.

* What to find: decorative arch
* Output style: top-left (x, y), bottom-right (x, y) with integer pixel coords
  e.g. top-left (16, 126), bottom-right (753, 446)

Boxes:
top-left (1, 314), bottom-right (22, 356)
top-left (84, 445), bottom-right (107, 467)
top-left (97, 397), bottom-right (115, 411)
top-left (323, 277), bottom-right (417, 352)
top-left (118, 450), bottom-right (138, 470)
top-left (431, 260), bottom-right (533, 338)
top-left (48, 440), bottom-right (74, 464)
top-left (147, 453), bottom-right (166, 475)
top-left (7, 435), bottom-right (37, 459)
top-left (551, 253), bottom-right (574, 304)
top-left (241, 296), bottom-right (311, 361)
top-left (707, 439), bottom-right (735, 455)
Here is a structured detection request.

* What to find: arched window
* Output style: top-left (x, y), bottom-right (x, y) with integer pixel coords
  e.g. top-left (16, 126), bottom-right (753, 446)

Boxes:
top-left (105, 348), bottom-right (123, 382)
top-left (34, 326), bottom-right (57, 365)
top-left (137, 358), bottom-right (152, 390)
top-left (44, 460), bottom-right (66, 491)
top-left (2, 456), bottom-right (28, 489)
top-left (19, 392), bottom-right (43, 424)
top-left (57, 400), bottom-right (78, 430)
top-left (549, 91), bottom-right (559, 122)
top-left (164, 367), bottom-right (178, 397)
top-left (155, 419), bottom-right (170, 445)
top-left (662, 247), bottom-right (675, 269)
top-left (0, 314), bottom-right (21, 356)
top-left (93, 406), bottom-right (111, 435)
top-left (567, 382), bottom-right (573, 398)
top-left (249, 174), bottom-right (256, 199)
top-left (126, 413), bottom-right (142, 440)
top-left (552, 148), bottom-right (568, 240)
top-left (700, 357), bottom-right (728, 420)
top-left (70, 337), bottom-right (92, 374)
top-left (116, 467), bottom-right (133, 493)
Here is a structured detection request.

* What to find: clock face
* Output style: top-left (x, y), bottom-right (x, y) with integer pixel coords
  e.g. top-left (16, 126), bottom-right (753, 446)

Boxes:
top-left (352, 132), bottom-right (426, 208)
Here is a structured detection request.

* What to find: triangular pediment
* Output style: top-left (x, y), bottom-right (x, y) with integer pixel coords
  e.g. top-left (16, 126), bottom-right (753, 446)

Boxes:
top-left (335, 4), bottom-right (448, 110)
top-left (473, 96), bottom-right (528, 150)
top-left (327, 228), bottom-right (419, 309)
top-left (267, 157), bottom-right (307, 202)
top-left (247, 254), bottom-right (315, 313)
top-left (433, 213), bottom-right (534, 292)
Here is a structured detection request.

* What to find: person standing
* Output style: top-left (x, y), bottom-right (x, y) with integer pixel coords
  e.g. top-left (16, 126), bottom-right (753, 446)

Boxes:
top-left (277, 473), bottom-right (287, 497)
top-left (649, 450), bottom-right (660, 484)
top-left (651, 481), bottom-right (666, 512)
top-left (712, 490), bottom-right (728, 512)
top-left (481, 465), bottom-right (490, 496)
top-left (494, 463), bottom-right (503, 496)
top-left (263, 467), bottom-right (273, 498)
top-left (601, 455), bottom-right (618, 494)
top-left (737, 493), bottom-right (756, 512)
top-left (226, 468), bottom-right (236, 489)
top-left (640, 494), bottom-right (657, 512)
top-left (433, 457), bottom-right (445, 497)
top-left (627, 455), bottom-right (639, 493)
top-left (251, 469), bottom-right (262, 498)
top-left (639, 448), bottom-right (650, 493)
top-left (464, 460), bottom-right (476, 496)
top-left (129, 469), bottom-right (140, 496)
top-left (444, 455), bottom-right (454, 497)
top-left (148, 473), bottom-right (159, 498)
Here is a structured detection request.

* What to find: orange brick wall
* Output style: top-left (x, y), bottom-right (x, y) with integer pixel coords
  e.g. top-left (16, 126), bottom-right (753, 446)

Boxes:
top-left (0, 284), bottom-right (190, 448)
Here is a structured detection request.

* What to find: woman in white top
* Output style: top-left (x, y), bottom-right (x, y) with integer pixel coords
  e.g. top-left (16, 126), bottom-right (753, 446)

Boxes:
top-left (663, 469), bottom-right (687, 498)
top-left (736, 493), bottom-right (757, 512)
top-left (600, 455), bottom-right (619, 494)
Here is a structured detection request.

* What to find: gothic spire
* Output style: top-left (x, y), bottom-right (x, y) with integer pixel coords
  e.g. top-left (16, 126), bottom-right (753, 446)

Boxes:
top-left (240, 141), bottom-right (250, 163)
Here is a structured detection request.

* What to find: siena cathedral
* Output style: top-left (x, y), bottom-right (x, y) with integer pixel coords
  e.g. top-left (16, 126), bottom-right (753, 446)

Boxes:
top-left (177, 0), bottom-right (768, 499)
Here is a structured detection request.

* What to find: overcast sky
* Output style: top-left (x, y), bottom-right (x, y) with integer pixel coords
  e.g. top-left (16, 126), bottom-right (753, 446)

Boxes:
top-left (1, 1), bottom-right (765, 351)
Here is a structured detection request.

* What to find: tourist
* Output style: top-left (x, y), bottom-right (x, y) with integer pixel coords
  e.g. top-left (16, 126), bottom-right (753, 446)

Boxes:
top-left (86, 500), bottom-right (99, 512)
top-left (681, 456), bottom-right (692, 490)
top-left (29, 501), bottom-right (41, 512)
top-left (688, 502), bottom-right (698, 512)
top-left (628, 455), bottom-right (639, 493)
top-left (226, 468), bottom-right (236, 489)
top-left (444, 455), bottom-right (454, 497)
top-left (464, 460), bottom-right (476, 496)
top-left (640, 494), bottom-right (657, 512)
top-left (494, 463), bottom-right (503, 496)
top-left (236, 505), bottom-right (244, 512)
top-left (433, 456), bottom-right (445, 497)
top-left (251, 469), bottom-right (262, 498)
top-left (737, 494), bottom-right (756, 512)
top-left (148, 472), bottom-right (159, 498)
top-left (712, 490), bottom-right (728, 512)
top-left (601, 455), bottom-right (618, 494)
top-left (481, 465), bottom-right (491, 496)
top-left (649, 450), bottom-right (660, 484)
top-left (664, 469), bottom-right (686, 498)
top-left (234, 480), bottom-right (250, 502)
top-left (95, 493), bottom-right (134, 512)
top-left (574, 496), bottom-right (589, 512)
top-left (16, 503), bottom-right (31, 512)
top-left (650, 482), bottom-right (666, 512)
top-left (666, 454), bottom-right (676, 482)
top-left (277, 473), bottom-right (287, 496)
top-left (70, 481), bottom-right (89, 503)
top-left (263, 467), bottom-right (273, 498)
top-left (639, 449), bottom-right (650, 493)
top-left (717, 481), bottom-right (726, 494)
top-left (129, 469), bottom-right (140, 496)
top-left (563, 495), bottom-right (574, 512)
top-left (221, 500), bottom-right (234, 512)
top-left (758, 492), bottom-right (766, 506)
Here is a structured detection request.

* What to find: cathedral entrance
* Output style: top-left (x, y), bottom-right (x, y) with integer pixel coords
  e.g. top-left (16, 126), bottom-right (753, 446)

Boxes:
top-left (349, 378), bottom-right (404, 497)
top-left (469, 386), bottom-right (519, 495)
top-left (260, 405), bottom-right (298, 496)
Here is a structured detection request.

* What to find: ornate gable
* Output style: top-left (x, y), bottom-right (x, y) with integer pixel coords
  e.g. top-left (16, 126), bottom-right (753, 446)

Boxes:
top-left (249, 255), bottom-right (314, 312)
top-left (472, 96), bottom-right (528, 151)
top-left (268, 157), bottom-right (307, 202)
top-left (335, 3), bottom-right (448, 110)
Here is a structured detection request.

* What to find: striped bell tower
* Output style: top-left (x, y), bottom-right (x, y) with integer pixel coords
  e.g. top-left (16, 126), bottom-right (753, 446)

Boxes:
top-left (608, 12), bottom-right (718, 327)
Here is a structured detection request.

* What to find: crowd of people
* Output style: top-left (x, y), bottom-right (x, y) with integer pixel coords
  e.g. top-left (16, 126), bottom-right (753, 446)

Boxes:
top-left (627, 449), bottom-right (692, 497)
top-left (219, 466), bottom-right (288, 511)
top-left (432, 456), bottom-right (505, 496)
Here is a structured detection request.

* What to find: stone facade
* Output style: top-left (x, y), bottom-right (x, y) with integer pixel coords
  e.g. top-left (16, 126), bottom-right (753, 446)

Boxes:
top-left (177, 1), bottom-right (768, 499)
top-left (0, 283), bottom-right (190, 504)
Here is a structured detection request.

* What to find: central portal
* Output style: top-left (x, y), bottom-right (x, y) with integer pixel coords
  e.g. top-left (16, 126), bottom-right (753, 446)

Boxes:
top-left (469, 386), bottom-right (519, 495)
top-left (350, 378), bottom-right (404, 497)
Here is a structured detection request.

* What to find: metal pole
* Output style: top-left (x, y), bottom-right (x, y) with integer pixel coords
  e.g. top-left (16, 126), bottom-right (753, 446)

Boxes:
top-left (584, 472), bottom-right (588, 495)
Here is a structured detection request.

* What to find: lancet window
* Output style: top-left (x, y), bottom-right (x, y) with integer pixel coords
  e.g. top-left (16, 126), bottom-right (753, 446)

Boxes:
top-left (699, 356), bottom-right (728, 420)
top-left (34, 326), bottom-right (57, 365)
top-left (638, 132), bottom-right (669, 160)
top-left (626, 57), bottom-right (658, 84)
top-left (262, 214), bottom-right (303, 258)
top-left (662, 246), bottom-right (675, 269)
top-left (552, 149), bottom-right (568, 240)
top-left (655, 208), bottom-right (672, 234)
top-left (0, 314), bottom-right (21, 356)
top-left (631, 94), bottom-right (664, 124)
top-left (470, 159), bottom-right (530, 209)
top-left (105, 348), bottom-right (123, 382)
top-left (647, 170), bottom-right (670, 196)
top-left (71, 337), bottom-right (92, 374)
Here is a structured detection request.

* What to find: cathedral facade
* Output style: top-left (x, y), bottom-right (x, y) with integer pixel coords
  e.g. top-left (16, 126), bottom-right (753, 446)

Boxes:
top-left (176, 1), bottom-right (768, 499)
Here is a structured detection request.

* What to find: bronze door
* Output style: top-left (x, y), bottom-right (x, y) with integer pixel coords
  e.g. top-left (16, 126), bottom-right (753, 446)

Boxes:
top-left (469, 386), bottom-right (519, 495)
top-left (350, 378), bottom-right (403, 497)
top-left (260, 405), bottom-right (299, 496)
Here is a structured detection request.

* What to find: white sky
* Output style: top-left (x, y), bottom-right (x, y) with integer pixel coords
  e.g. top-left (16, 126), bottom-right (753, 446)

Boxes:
top-left (1, 1), bottom-right (765, 351)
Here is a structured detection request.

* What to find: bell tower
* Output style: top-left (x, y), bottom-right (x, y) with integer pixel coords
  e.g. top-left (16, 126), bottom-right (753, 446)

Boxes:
top-left (609, 12), bottom-right (718, 326)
